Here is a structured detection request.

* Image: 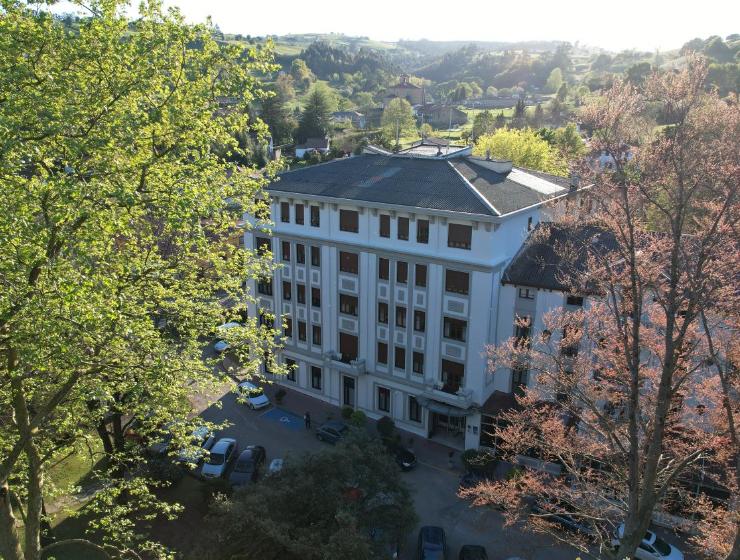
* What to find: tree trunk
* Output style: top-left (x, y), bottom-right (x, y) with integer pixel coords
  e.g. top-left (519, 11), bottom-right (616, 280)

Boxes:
top-left (0, 483), bottom-right (24, 560)
top-left (96, 420), bottom-right (114, 456)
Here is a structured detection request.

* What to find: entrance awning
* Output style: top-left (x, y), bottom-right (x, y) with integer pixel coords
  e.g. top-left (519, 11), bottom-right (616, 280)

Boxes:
top-left (416, 396), bottom-right (476, 417)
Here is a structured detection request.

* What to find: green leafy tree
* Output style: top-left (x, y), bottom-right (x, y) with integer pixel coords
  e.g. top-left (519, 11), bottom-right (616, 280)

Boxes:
top-left (296, 83), bottom-right (336, 143)
top-left (473, 128), bottom-right (568, 175)
top-left (261, 84), bottom-right (298, 144)
top-left (532, 103), bottom-right (545, 127)
top-left (380, 98), bottom-right (415, 149)
top-left (197, 431), bottom-right (417, 560)
top-left (420, 122), bottom-right (433, 138)
top-left (545, 67), bottom-right (563, 93)
top-left (472, 110), bottom-right (496, 140)
top-left (290, 58), bottom-right (314, 88)
top-left (495, 111), bottom-right (507, 128)
top-left (556, 82), bottom-right (568, 102)
top-left (553, 122), bottom-right (585, 161)
top-left (0, 3), bottom-right (281, 559)
top-left (626, 61), bottom-right (653, 86)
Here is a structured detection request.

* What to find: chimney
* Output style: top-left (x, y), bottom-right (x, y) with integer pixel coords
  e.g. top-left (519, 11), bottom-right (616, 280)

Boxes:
top-left (569, 172), bottom-right (580, 191)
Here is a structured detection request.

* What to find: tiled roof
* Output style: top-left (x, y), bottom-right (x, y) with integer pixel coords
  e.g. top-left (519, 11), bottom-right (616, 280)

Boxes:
top-left (268, 153), bottom-right (571, 217)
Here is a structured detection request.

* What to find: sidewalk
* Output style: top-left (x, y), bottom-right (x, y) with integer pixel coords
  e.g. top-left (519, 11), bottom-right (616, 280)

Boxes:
top-left (263, 384), bottom-right (464, 476)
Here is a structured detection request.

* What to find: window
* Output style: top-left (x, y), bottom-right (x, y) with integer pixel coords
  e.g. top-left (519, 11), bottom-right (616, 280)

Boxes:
top-left (443, 317), bottom-right (467, 342)
top-left (567, 295), bottom-right (584, 307)
top-left (284, 317), bottom-right (293, 338)
top-left (512, 367), bottom-right (528, 396)
top-left (282, 281), bottom-right (292, 301)
top-left (394, 347), bottom-right (406, 370)
top-left (417, 219), bottom-right (429, 244)
top-left (448, 223), bottom-right (472, 250)
top-left (286, 358), bottom-right (296, 381)
top-left (518, 288), bottom-right (535, 300)
top-left (415, 264), bottom-right (427, 287)
top-left (396, 261), bottom-right (408, 284)
top-left (310, 205), bottom-right (320, 227)
top-left (310, 246), bottom-right (321, 267)
top-left (378, 387), bottom-right (391, 412)
top-left (445, 269), bottom-right (469, 295)
top-left (378, 257), bottom-right (389, 280)
top-left (257, 278), bottom-right (273, 295)
top-left (441, 360), bottom-right (465, 393)
top-left (339, 209), bottom-right (359, 233)
top-left (339, 251), bottom-right (359, 274)
top-left (514, 316), bottom-right (532, 349)
top-left (340, 294), bottom-right (358, 316)
top-left (280, 202), bottom-right (290, 223)
top-left (296, 243), bottom-right (305, 264)
top-left (297, 284), bottom-right (306, 304)
top-left (295, 204), bottom-right (305, 225)
top-left (378, 302), bottom-right (388, 324)
top-left (281, 241), bottom-right (290, 261)
top-left (298, 321), bottom-right (307, 341)
top-left (307, 287), bottom-right (319, 308)
top-left (412, 352), bottom-right (424, 375)
top-left (256, 237), bottom-right (271, 253)
top-left (379, 214), bottom-right (390, 238)
top-left (377, 342), bottom-right (388, 364)
top-left (312, 325), bottom-right (322, 346)
top-left (395, 306), bottom-right (406, 328)
top-left (258, 313), bottom-right (273, 328)
top-left (339, 333), bottom-right (358, 363)
top-left (311, 366), bottom-right (322, 390)
top-left (561, 324), bottom-right (580, 357)
top-left (414, 310), bottom-right (426, 332)
top-left (409, 396), bottom-right (421, 422)
top-left (397, 217), bottom-right (409, 240)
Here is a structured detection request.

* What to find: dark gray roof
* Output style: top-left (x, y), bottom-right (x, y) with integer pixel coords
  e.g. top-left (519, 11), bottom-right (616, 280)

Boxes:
top-left (501, 223), bottom-right (618, 291)
top-left (269, 153), bottom-right (570, 217)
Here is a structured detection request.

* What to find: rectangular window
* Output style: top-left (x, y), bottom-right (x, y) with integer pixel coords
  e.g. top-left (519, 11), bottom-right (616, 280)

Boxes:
top-left (310, 205), bottom-right (320, 227)
top-left (409, 396), bottom-right (421, 422)
top-left (512, 367), bottom-right (528, 396)
top-left (378, 257), bottom-right (389, 280)
top-left (311, 246), bottom-right (321, 267)
top-left (256, 237), bottom-right (271, 254)
top-left (286, 358), bottom-right (296, 381)
top-left (257, 278), bottom-right (273, 295)
top-left (415, 264), bottom-right (427, 287)
top-left (445, 269), bottom-right (469, 295)
top-left (448, 223), bottom-right (472, 250)
top-left (296, 243), bottom-right (305, 264)
top-left (394, 347), bottom-right (406, 370)
top-left (377, 342), bottom-right (388, 364)
top-left (312, 325), bottom-right (322, 346)
top-left (441, 360), bottom-right (465, 393)
top-left (397, 217), bottom-right (409, 240)
top-left (258, 313), bottom-right (273, 328)
top-left (282, 281), bottom-right (292, 301)
top-left (280, 202), bottom-right (290, 223)
top-left (339, 251), bottom-right (359, 274)
top-left (566, 295), bottom-right (584, 306)
top-left (298, 321), bottom-right (307, 341)
top-left (514, 316), bottom-right (532, 349)
top-left (284, 317), bottom-right (293, 339)
top-left (414, 310), bottom-right (426, 332)
top-left (412, 352), bottom-right (424, 374)
top-left (443, 317), bottom-right (467, 342)
top-left (281, 241), bottom-right (291, 261)
top-left (297, 284), bottom-right (306, 304)
top-left (339, 333), bottom-right (358, 363)
top-left (379, 214), bottom-right (390, 238)
top-left (339, 294), bottom-right (358, 316)
top-left (295, 204), bottom-right (305, 225)
top-left (395, 306), bottom-right (406, 328)
top-left (519, 288), bottom-right (535, 300)
top-left (378, 302), bottom-right (388, 324)
top-left (417, 219), bottom-right (429, 244)
top-left (396, 261), bottom-right (408, 284)
top-left (339, 209), bottom-right (359, 233)
top-left (311, 366), bottom-right (322, 390)
top-left (311, 287), bottom-right (321, 307)
top-left (378, 387), bottom-right (391, 412)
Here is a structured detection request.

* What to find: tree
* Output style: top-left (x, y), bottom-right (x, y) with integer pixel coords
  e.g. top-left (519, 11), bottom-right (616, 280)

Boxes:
top-left (473, 128), bottom-right (567, 175)
top-left (626, 62), bottom-right (653, 86)
top-left (290, 58), bottom-right (314, 88)
top-left (197, 431), bottom-right (417, 560)
top-left (553, 123), bottom-right (585, 161)
top-left (296, 83), bottom-right (335, 143)
top-left (545, 67), bottom-right (563, 93)
top-left (420, 123), bottom-right (433, 139)
top-left (486, 86), bottom-right (499, 97)
top-left (532, 103), bottom-right (545, 127)
top-left (0, 3), bottom-right (281, 559)
top-left (556, 82), bottom-right (568, 102)
top-left (261, 84), bottom-right (298, 144)
top-left (381, 98), bottom-right (415, 149)
top-left (495, 111), bottom-right (507, 128)
top-left (472, 110), bottom-right (496, 141)
top-left (354, 92), bottom-right (376, 113)
top-left (275, 72), bottom-right (296, 101)
top-left (470, 57), bottom-right (739, 560)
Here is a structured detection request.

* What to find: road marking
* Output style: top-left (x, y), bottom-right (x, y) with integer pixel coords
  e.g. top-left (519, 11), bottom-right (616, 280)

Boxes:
top-left (279, 416), bottom-right (290, 423)
top-left (417, 460), bottom-right (459, 477)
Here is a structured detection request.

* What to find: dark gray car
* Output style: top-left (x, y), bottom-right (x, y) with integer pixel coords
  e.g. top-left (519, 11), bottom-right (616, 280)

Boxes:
top-left (315, 420), bottom-right (349, 444)
top-left (228, 445), bottom-right (266, 486)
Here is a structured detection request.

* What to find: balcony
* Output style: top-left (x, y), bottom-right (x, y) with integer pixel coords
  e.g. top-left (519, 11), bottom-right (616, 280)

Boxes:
top-left (421, 379), bottom-right (475, 409)
top-left (323, 351), bottom-right (366, 375)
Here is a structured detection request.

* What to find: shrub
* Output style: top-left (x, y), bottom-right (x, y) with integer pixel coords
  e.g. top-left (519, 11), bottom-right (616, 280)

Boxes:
top-left (349, 410), bottom-right (367, 427)
top-left (376, 415), bottom-right (396, 439)
top-left (341, 406), bottom-right (354, 420)
top-left (461, 448), bottom-right (496, 473)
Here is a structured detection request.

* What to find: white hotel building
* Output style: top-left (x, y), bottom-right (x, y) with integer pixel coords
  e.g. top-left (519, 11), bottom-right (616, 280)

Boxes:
top-left (244, 144), bottom-right (586, 450)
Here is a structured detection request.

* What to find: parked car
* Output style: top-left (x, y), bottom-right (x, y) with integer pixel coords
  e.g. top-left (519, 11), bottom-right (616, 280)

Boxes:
top-left (229, 445), bottom-right (266, 486)
top-left (392, 446), bottom-right (417, 471)
top-left (612, 524), bottom-right (684, 560)
top-left (316, 420), bottom-right (349, 444)
top-left (175, 426), bottom-right (215, 466)
top-left (214, 321), bottom-right (241, 353)
top-left (236, 381), bottom-right (271, 410)
top-left (201, 437), bottom-right (237, 479)
top-left (530, 499), bottom-right (596, 539)
top-left (459, 545), bottom-right (488, 560)
top-left (417, 526), bottom-right (447, 560)
top-left (267, 458), bottom-right (284, 475)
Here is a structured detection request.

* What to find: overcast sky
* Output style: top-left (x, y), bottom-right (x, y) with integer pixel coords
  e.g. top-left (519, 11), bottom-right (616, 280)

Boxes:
top-left (52, 0), bottom-right (738, 52)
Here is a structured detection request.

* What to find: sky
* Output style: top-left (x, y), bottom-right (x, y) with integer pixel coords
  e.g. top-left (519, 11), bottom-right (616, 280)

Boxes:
top-left (52, 0), bottom-right (738, 52)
